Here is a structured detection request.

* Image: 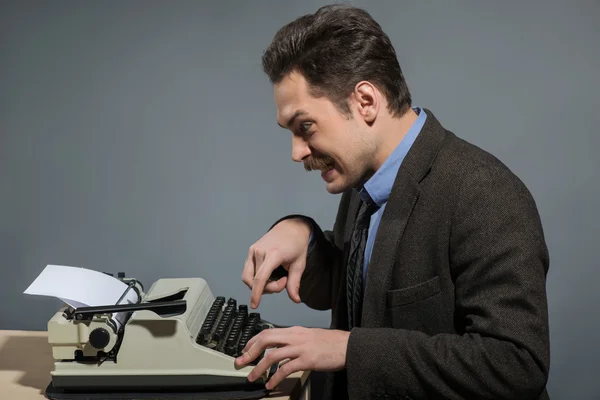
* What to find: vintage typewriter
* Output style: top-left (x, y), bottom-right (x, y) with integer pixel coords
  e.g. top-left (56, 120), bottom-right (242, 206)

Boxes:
top-left (44, 272), bottom-right (287, 398)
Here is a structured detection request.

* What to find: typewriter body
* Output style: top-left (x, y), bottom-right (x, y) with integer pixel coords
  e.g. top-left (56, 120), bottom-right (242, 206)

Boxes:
top-left (46, 274), bottom-right (279, 392)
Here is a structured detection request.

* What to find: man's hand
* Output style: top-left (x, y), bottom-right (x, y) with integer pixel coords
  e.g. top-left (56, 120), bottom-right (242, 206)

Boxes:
top-left (242, 218), bottom-right (312, 309)
top-left (234, 327), bottom-right (349, 390)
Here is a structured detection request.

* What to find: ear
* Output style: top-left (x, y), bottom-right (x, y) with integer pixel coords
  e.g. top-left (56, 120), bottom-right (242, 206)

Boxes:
top-left (353, 81), bottom-right (379, 124)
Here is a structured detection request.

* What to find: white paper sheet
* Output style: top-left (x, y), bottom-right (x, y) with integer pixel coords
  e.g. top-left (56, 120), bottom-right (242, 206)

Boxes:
top-left (24, 264), bottom-right (140, 329)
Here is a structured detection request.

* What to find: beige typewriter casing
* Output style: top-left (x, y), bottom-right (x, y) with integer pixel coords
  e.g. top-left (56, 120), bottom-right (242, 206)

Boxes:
top-left (46, 277), bottom-right (275, 390)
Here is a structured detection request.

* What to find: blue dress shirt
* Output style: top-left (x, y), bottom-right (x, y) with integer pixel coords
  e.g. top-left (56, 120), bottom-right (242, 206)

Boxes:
top-left (357, 107), bottom-right (427, 282)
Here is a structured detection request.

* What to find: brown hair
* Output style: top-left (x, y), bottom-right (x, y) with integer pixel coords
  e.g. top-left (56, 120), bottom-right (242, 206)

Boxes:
top-left (261, 4), bottom-right (412, 118)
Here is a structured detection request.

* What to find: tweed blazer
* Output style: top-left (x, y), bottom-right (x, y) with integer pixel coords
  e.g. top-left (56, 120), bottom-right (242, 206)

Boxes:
top-left (281, 109), bottom-right (550, 400)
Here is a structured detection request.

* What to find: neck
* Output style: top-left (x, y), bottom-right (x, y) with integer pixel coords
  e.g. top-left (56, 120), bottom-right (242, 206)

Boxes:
top-left (371, 107), bottom-right (418, 170)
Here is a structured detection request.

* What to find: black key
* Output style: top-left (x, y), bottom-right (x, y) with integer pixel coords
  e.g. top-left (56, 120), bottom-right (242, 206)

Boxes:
top-left (213, 303), bottom-right (235, 344)
top-left (224, 312), bottom-right (247, 356)
top-left (196, 296), bottom-right (226, 345)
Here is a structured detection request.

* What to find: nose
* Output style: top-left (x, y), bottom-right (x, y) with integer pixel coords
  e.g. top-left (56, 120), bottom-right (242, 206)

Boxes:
top-left (291, 135), bottom-right (311, 162)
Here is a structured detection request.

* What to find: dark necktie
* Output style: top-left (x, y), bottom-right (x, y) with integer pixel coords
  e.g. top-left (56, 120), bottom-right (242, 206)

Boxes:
top-left (346, 199), bottom-right (378, 329)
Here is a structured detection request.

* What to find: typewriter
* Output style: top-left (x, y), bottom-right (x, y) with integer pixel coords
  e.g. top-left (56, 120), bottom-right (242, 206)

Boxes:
top-left (44, 272), bottom-right (285, 396)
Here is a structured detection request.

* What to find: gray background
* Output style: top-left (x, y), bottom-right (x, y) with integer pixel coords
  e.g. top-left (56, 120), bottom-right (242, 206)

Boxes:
top-left (1, 1), bottom-right (599, 398)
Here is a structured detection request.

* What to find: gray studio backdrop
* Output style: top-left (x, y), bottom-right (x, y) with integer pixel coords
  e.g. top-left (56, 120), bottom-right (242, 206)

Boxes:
top-left (1, 1), bottom-right (598, 398)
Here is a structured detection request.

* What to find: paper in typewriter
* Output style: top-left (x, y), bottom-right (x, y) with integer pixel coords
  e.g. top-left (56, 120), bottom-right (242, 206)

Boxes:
top-left (24, 264), bottom-right (140, 330)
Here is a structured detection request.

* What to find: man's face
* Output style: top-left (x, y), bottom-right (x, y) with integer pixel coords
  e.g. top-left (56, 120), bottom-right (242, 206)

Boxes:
top-left (273, 71), bottom-right (378, 194)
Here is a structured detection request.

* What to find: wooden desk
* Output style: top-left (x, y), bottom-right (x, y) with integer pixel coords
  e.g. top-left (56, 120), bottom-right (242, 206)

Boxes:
top-left (0, 330), bottom-right (310, 400)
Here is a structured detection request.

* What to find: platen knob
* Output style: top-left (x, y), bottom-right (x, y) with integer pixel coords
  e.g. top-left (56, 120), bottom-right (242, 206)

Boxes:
top-left (89, 327), bottom-right (110, 349)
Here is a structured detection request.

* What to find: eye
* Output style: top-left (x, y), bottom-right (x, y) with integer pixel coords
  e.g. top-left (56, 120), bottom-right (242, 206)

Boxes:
top-left (299, 122), bottom-right (313, 134)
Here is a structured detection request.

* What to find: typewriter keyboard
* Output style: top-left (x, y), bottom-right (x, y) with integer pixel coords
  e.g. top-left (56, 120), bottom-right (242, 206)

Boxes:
top-left (196, 296), bottom-right (271, 360)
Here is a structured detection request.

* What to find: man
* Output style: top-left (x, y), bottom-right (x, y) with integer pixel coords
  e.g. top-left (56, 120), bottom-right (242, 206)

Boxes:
top-left (236, 4), bottom-right (550, 400)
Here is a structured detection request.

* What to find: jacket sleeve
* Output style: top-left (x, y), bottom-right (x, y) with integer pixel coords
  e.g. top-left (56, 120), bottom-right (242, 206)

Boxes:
top-left (345, 164), bottom-right (551, 399)
top-left (268, 213), bottom-right (340, 311)
top-left (269, 191), bottom-right (353, 311)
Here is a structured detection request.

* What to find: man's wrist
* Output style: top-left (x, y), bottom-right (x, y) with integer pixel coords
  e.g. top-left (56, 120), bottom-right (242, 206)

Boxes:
top-left (341, 329), bottom-right (350, 367)
top-left (287, 217), bottom-right (312, 237)
top-left (269, 214), bottom-right (315, 249)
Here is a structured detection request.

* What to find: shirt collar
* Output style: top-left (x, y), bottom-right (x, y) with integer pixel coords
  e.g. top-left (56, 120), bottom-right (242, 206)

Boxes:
top-left (357, 107), bottom-right (427, 207)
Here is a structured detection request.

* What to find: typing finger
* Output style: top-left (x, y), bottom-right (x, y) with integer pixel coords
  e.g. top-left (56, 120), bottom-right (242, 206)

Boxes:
top-left (286, 260), bottom-right (303, 303)
top-left (247, 346), bottom-right (298, 383)
top-left (251, 252), bottom-right (282, 309)
top-left (253, 248), bottom-right (265, 276)
top-left (265, 358), bottom-right (304, 390)
top-left (241, 327), bottom-right (268, 354)
top-left (236, 328), bottom-right (288, 366)
top-left (242, 247), bottom-right (257, 289)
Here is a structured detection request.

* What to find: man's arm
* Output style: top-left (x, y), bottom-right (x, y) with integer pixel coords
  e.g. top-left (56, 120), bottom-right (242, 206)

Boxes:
top-left (268, 213), bottom-right (342, 311)
top-left (345, 164), bottom-right (550, 399)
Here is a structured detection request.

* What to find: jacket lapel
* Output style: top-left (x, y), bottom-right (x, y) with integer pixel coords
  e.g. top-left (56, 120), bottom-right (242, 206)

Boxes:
top-left (361, 169), bottom-right (420, 326)
top-left (360, 109), bottom-right (448, 326)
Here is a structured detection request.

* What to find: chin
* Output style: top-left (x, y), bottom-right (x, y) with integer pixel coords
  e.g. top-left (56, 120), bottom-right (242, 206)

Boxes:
top-left (323, 174), bottom-right (352, 194)
top-left (320, 167), bottom-right (356, 194)
top-left (324, 183), bottom-right (346, 194)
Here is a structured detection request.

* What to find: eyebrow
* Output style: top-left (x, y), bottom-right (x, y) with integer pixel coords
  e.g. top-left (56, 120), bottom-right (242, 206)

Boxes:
top-left (278, 110), bottom-right (307, 129)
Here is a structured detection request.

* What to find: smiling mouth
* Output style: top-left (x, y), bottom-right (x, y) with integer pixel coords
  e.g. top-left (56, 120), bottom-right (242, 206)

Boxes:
top-left (316, 166), bottom-right (336, 181)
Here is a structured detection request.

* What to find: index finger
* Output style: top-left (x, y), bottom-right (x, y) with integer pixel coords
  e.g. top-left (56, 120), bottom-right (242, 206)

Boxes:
top-left (251, 253), bottom-right (282, 308)
top-left (242, 248), bottom-right (256, 289)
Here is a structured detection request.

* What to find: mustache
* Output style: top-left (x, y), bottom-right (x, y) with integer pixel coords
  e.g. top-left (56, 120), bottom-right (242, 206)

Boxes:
top-left (303, 155), bottom-right (335, 172)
